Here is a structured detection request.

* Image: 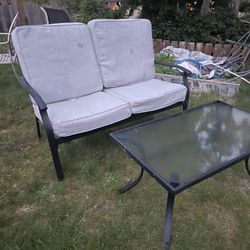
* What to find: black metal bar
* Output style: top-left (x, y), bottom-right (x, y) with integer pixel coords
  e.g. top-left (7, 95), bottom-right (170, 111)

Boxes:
top-left (18, 76), bottom-right (64, 180)
top-left (119, 168), bottom-right (144, 193)
top-left (154, 61), bottom-right (190, 111)
top-left (155, 61), bottom-right (192, 77)
top-left (183, 74), bottom-right (189, 110)
top-left (245, 157), bottom-right (250, 175)
top-left (162, 193), bottom-right (175, 250)
top-left (35, 116), bottom-right (41, 138)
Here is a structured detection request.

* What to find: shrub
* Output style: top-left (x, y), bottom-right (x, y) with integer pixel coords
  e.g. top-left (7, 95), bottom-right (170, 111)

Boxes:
top-left (79, 0), bottom-right (125, 24)
top-left (155, 53), bottom-right (178, 75)
top-left (150, 9), bottom-right (249, 43)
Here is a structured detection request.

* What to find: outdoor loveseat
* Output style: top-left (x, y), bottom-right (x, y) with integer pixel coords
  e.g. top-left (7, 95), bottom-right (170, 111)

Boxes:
top-left (11, 19), bottom-right (191, 180)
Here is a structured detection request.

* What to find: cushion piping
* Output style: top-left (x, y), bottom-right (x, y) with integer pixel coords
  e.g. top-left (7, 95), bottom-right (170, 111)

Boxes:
top-left (49, 103), bottom-right (131, 126)
top-left (106, 85), bottom-right (186, 106)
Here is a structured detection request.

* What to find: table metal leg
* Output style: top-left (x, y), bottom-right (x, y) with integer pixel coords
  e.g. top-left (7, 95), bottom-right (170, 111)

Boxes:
top-left (119, 168), bottom-right (144, 194)
top-left (245, 157), bottom-right (250, 175)
top-left (163, 192), bottom-right (175, 250)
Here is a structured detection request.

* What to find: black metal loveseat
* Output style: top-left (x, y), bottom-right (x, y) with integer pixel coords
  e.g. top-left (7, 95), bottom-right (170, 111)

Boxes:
top-left (11, 19), bottom-right (191, 181)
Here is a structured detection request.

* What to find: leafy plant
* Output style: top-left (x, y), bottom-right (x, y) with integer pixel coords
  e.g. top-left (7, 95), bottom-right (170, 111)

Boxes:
top-left (155, 53), bottom-right (178, 75)
top-left (150, 9), bottom-right (249, 43)
top-left (79, 0), bottom-right (125, 24)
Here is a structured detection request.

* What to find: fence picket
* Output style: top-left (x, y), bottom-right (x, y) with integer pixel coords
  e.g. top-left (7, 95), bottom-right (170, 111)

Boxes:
top-left (196, 43), bottom-right (204, 52)
top-left (213, 44), bottom-right (222, 57)
top-left (163, 40), bottom-right (171, 48)
top-left (222, 44), bottom-right (233, 57)
top-left (154, 39), bottom-right (163, 53)
top-left (170, 40), bottom-right (178, 48)
top-left (153, 40), bottom-right (241, 57)
top-left (186, 42), bottom-right (195, 51)
top-left (203, 43), bottom-right (213, 55)
top-left (179, 41), bottom-right (186, 49)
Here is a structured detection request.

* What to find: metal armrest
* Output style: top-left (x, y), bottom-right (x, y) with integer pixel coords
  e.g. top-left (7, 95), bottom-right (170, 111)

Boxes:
top-left (19, 77), bottom-right (62, 179)
top-left (155, 60), bottom-right (190, 109)
top-left (19, 76), bottom-right (47, 111)
top-left (155, 60), bottom-right (192, 77)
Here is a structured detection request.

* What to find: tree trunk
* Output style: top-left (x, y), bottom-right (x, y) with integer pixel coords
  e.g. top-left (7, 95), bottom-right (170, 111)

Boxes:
top-left (16, 0), bottom-right (27, 25)
top-left (200, 0), bottom-right (210, 15)
top-left (230, 0), bottom-right (240, 16)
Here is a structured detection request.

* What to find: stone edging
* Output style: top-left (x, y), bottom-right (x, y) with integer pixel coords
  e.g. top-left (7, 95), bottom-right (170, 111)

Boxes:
top-left (156, 73), bottom-right (240, 97)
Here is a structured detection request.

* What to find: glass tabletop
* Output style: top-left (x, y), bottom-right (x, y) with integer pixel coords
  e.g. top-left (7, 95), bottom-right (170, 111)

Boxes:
top-left (110, 101), bottom-right (250, 194)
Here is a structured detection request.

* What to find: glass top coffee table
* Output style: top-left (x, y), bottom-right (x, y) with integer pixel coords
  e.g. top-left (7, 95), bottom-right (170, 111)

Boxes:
top-left (110, 101), bottom-right (250, 249)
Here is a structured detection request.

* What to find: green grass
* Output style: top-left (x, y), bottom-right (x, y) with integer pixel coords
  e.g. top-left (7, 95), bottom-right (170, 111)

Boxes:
top-left (0, 64), bottom-right (250, 250)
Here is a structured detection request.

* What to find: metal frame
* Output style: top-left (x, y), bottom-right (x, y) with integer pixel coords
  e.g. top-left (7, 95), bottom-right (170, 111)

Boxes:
top-left (112, 100), bottom-right (250, 249)
top-left (119, 168), bottom-right (144, 194)
top-left (40, 6), bottom-right (49, 24)
top-left (163, 193), bottom-right (175, 249)
top-left (17, 61), bottom-right (191, 181)
top-left (246, 157), bottom-right (250, 175)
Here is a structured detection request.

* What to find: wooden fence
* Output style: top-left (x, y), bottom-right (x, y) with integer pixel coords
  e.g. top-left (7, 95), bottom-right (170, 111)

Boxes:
top-left (153, 39), bottom-right (247, 57)
top-left (0, 0), bottom-right (46, 32)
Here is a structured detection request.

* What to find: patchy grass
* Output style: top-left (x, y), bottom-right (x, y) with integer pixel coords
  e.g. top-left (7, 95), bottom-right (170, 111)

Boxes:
top-left (0, 64), bottom-right (250, 250)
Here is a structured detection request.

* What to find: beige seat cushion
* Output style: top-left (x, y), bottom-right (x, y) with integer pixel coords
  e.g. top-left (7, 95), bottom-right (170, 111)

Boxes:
top-left (33, 92), bottom-right (131, 137)
top-left (105, 79), bottom-right (187, 114)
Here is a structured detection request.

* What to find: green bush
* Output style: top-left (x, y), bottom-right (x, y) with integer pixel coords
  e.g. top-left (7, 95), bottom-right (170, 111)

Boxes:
top-left (240, 0), bottom-right (250, 12)
top-left (155, 53), bottom-right (178, 75)
top-left (151, 9), bottom-right (249, 43)
top-left (79, 0), bottom-right (125, 24)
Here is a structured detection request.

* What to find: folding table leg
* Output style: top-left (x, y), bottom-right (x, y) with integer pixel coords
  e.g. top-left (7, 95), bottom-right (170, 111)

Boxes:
top-left (163, 192), bottom-right (175, 250)
top-left (183, 102), bottom-right (188, 111)
top-left (245, 157), bottom-right (250, 175)
top-left (119, 168), bottom-right (144, 193)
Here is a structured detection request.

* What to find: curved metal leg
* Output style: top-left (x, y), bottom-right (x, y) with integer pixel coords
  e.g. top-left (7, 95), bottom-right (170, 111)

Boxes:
top-left (41, 111), bottom-right (64, 181)
top-left (183, 103), bottom-right (188, 111)
top-left (35, 116), bottom-right (41, 138)
top-left (245, 157), bottom-right (250, 175)
top-left (47, 137), bottom-right (64, 181)
top-left (119, 168), bottom-right (144, 194)
top-left (163, 193), bottom-right (175, 250)
top-left (183, 74), bottom-right (189, 111)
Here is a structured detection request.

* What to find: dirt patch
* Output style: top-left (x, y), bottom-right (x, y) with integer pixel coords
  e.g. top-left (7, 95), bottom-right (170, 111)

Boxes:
top-left (238, 179), bottom-right (250, 194)
top-left (207, 204), bottom-right (239, 242)
top-left (16, 204), bottom-right (37, 214)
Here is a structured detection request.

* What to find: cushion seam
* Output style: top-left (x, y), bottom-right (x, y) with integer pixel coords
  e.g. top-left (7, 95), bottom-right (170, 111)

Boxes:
top-left (16, 29), bottom-right (34, 91)
top-left (50, 103), bottom-right (130, 126)
top-left (106, 86), bottom-right (186, 105)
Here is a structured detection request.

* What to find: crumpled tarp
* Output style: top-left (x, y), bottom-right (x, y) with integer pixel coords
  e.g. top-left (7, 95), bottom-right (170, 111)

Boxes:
top-left (160, 46), bottom-right (229, 79)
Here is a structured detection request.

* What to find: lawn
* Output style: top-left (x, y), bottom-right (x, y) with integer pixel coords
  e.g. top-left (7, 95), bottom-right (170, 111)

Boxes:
top-left (0, 64), bottom-right (250, 250)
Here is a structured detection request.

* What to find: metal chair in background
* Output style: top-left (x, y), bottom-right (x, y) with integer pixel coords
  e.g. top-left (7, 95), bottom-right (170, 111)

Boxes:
top-left (40, 7), bottom-right (70, 24)
top-left (0, 13), bottom-right (18, 64)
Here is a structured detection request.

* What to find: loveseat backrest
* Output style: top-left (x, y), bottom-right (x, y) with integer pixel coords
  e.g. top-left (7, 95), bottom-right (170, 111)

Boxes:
top-left (12, 23), bottom-right (103, 104)
top-left (88, 19), bottom-right (155, 88)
